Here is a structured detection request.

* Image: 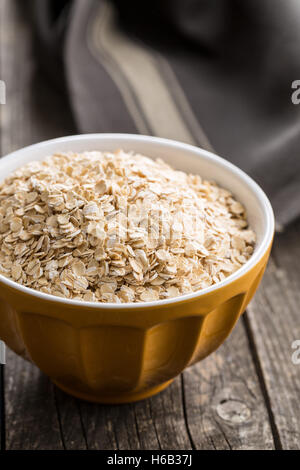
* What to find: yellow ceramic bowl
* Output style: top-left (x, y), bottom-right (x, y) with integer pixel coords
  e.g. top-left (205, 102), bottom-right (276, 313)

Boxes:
top-left (0, 135), bottom-right (274, 403)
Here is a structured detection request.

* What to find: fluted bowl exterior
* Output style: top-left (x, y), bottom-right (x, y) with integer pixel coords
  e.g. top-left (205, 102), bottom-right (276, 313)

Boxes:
top-left (0, 135), bottom-right (274, 403)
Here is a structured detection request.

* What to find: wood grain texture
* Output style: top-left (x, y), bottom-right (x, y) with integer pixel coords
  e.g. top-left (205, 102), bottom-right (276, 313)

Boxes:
top-left (78, 376), bottom-right (193, 450)
top-left (0, 0), bottom-right (299, 451)
top-left (182, 321), bottom-right (274, 450)
top-left (247, 223), bottom-right (300, 450)
top-left (5, 349), bottom-right (63, 450)
top-left (53, 387), bottom-right (88, 450)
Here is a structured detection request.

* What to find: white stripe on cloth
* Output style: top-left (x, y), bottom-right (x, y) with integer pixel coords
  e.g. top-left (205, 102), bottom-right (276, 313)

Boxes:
top-left (88, 1), bottom-right (207, 146)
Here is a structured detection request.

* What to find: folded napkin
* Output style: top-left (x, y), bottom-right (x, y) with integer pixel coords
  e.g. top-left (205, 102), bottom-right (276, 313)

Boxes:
top-left (30, 0), bottom-right (300, 228)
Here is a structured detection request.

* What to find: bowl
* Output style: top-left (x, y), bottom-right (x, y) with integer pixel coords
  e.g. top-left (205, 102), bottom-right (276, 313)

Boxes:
top-left (0, 134), bottom-right (274, 403)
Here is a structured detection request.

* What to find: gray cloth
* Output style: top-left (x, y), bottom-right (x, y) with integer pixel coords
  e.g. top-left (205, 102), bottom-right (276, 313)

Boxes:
top-left (31, 0), bottom-right (300, 228)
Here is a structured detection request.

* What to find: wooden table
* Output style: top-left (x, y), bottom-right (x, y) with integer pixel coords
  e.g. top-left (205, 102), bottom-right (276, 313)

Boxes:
top-left (0, 0), bottom-right (299, 451)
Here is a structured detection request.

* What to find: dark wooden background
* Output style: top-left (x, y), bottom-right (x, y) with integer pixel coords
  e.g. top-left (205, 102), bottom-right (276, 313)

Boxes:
top-left (0, 0), bottom-right (299, 450)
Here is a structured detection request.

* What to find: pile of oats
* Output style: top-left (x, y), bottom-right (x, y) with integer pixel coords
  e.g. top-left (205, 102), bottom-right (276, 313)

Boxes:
top-left (0, 150), bottom-right (255, 303)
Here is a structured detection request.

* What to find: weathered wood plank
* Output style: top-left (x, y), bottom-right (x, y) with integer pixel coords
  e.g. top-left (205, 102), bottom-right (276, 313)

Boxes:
top-left (78, 376), bottom-right (193, 450)
top-left (247, 223), bottom-right (300, 450)
top-left (0, 363), bottom-right (5, 450)
top-left (5, 349), bottom-right (63, 450)
top-left (53, 387), bottom-right (87, 450)
top-left (51, 376), bottom-right (193, 450)
top-left (182, 321), bottom-right (275, 450)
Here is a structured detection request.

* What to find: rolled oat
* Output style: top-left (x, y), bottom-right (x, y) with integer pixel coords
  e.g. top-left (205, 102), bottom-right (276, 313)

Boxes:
top-left (0, 150), bottom-right (255, 302)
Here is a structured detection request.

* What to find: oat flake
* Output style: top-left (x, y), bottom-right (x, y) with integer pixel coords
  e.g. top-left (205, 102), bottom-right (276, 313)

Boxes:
top-left (0, 150), bottom-right (255, 303)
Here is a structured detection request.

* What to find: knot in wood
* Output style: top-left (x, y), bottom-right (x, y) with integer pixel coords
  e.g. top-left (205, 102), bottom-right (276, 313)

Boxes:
top-left (216, 398), bottom-right (251, 424)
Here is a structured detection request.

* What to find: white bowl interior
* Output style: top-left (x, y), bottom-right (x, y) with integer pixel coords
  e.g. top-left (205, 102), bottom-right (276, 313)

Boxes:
top-left (0, 134), bottom-right (274, 308)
